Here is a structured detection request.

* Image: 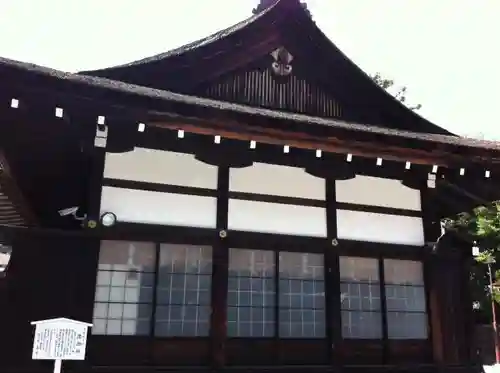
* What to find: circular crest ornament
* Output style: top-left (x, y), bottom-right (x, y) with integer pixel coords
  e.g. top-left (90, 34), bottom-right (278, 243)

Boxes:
top-left (331, 238), bottom-right (339, 247)
top-left (219, 230), bottom-right (227, 239)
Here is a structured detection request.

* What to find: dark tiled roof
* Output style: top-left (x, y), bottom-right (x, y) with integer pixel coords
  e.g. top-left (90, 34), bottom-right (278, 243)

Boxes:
top-left (1, 56), bottom-right (499, 153)
top-left (80, 3), bottom-right (277, 73)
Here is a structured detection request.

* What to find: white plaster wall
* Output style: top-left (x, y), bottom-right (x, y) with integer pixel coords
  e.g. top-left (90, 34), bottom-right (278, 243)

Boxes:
top-left (229, 162), bottom-right (325, 199)
top-left (228, 199), bottom-right (327, 237)
top-left (104, 148), bottom-right (218, 189)
top-left (336, 210), bottom-right (424, 246)
top-left (335, 175), bottom-right (421, 211)
top-left (100, 187), bottom-right (217, 228)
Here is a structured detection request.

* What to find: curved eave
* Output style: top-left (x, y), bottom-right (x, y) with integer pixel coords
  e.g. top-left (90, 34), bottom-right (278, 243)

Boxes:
top-left (79, 0), bottom-right (453, 137)
top-left (1, 56), bottom-right (499, 159)
top-left (290, 5), bottom-right (455, 137)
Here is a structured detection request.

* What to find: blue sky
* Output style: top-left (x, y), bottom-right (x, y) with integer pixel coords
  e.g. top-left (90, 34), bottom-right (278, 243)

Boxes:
top-left (1, 0), bottom-right (498, 139)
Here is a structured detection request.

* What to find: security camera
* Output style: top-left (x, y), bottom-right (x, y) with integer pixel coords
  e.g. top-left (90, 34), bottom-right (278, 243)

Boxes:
top-left (58, 207), bottom-right (87, 221)
top-left (58, 207), bottom-right (79, 217)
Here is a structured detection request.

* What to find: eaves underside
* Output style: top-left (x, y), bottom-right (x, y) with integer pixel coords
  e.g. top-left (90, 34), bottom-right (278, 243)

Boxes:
top-left (0, 56), bottom-right (499, 163)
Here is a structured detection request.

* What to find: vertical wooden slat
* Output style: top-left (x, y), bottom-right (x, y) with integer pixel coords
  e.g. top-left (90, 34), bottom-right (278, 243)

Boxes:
top-left (200, 62), bottom-right (342, 118)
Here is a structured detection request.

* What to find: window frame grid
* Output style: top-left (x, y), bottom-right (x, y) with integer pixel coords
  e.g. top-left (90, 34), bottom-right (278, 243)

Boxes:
top-left (93, 241), bottom-right (157, 336)
top-left (227, 248), bottom-right (326, 339)
top-left (154, 244), bottom-right (213, 337)
top-left (383, 259), bottom-right (428, 340)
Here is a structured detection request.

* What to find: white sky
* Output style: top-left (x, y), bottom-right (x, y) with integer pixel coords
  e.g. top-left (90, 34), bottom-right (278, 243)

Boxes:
top-left (1, 0), bottom-right (498, 139)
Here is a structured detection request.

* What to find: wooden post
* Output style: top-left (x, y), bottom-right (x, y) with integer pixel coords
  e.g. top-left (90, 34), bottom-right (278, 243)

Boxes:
top-left (211, 165), bottom-right (230, 368)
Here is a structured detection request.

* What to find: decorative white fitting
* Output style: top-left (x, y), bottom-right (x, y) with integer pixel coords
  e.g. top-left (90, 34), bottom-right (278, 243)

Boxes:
top-left (427, 173), bottom-right (436, 189)
top-left (177, 129), bottom-right (184, 138)
top-left (250, 140), bottom-right (256, 149)
top-left (376, 158), bottom-right (383, 166)
top-left (219, 230), bottom-right (227, 238)
top-left (485, 170), bottom-right (491, 178)
top-left (346, 154), bottom-right (352, 162)
top-left (137, 123), bottom-right (145, 132)
top-left (405, 161), bottom-right (411, 170)
top-left (214, 135), bottom-right (221, 144)
top-left (10, 98), bottom-right (19, 108)
top-left (460, 168), bottom-right (465, 176)
top-left (55, 107), bottom-right (64, 118)
top-left (283, 145), bottom-right (290, 153)
top-left (94, 124), bottom-right (108, 148)
top-left (316, 149), bottom-right (322, 158)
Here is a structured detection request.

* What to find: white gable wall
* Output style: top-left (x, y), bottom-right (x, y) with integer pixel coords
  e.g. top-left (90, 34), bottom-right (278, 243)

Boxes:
top-left (100, 148), bottom-right (217, 228)
top-left (104, 147), bottom-right (218, 189)
top-left (228, 163), bottom-right (327, 237)
top-left (336, 175), bottom-right (421, 211)
top-left (335, 175), bottom-right (424, 246)
top-left (100, 150), bottom-right (424, 245)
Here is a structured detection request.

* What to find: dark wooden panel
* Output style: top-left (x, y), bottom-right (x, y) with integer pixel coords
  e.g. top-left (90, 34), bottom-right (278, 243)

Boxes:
top-left (226, 339), bottom-right (277, 366)
top-left (88, 336), bottom-right (150, 366)
top-left (339, 340), bottom-right (384, 364)
top-left (152, 339), bottom-right (210, 366)
top-left (277, 339), bottom-right (329, 365)
top-left (388, 340), bottom-right (432, 364)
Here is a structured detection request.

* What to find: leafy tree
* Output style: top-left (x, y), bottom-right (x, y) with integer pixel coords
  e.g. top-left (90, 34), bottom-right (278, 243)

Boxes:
top-left (444, 204), bottom-right (500, 323)
top-left (371, 72), bottom-right (422, 111)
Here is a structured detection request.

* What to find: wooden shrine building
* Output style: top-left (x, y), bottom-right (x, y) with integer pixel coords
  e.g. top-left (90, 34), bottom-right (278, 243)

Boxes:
top-left (0, 0), bottom-right (498, 372)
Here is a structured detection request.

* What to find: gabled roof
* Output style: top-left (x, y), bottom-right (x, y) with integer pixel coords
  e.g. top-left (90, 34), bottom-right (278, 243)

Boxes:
top-left (0, 55), bottom-right (498, 163)
top-left (81, 0), bottom-right (453, 136)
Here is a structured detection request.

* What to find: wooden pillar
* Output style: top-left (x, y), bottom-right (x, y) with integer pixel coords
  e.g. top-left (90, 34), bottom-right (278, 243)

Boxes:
top-left (325, 178), bottom-right (340, 366)
top-left (210, 165), bottom-right (229, 368)
top-left (428, 234), bottom-right (466, 365)
top-left (420, 188), bottom-right (443, 364)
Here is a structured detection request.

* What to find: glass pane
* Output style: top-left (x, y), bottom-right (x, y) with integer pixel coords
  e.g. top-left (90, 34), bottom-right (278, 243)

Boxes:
top-left (279, 252), bottom-right (324, 280)
top-left (341, 310), bottom-right (382, 339)
top-left (229, 249), bottom-right (275, 277)
top-left (227, 249), bottom-right (276, 338)
top-left (384, 259), bottom-right (424, 285)
top-left (279, 309), bottom-right (325, 338)
top-left (153, 305), bottom-right (210, 337)
top-left (159, 244), bottom-right (213, 274)
top-left (340, 257), bottom-right (379, 282)
top-left (385, 285), bottom-right (426, 312)
top-left (92, 319), bottom-right (106, 335)
top-left (387, 312), bottom-right (428, 339)
top-left (341, 283), bottom-right (380, 311)
top-left (99, 241), bottom-right (156, 272)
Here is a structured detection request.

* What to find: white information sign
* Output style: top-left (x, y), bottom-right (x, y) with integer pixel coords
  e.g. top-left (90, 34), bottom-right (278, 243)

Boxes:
top-left (31, 318), bottom-right (92, 373)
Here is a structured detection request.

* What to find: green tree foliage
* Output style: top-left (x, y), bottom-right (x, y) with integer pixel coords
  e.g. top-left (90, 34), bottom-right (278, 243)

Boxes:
top-left (371, 72), bottom-right (422, 111)
top-left (444, 204), bottom-right (500, 322)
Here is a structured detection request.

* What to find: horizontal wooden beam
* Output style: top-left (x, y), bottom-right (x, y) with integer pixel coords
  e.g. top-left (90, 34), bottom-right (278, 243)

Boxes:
top-left (148, 114), bottom-right (498, 169)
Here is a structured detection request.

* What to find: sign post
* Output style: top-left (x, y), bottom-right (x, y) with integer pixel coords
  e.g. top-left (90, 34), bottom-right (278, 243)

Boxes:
top-left (31, 318), bottom-right (92, 373)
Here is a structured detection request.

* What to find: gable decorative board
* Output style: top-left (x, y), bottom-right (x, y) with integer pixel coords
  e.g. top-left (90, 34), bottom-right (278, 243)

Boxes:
top-left (197, 50), bottom-right (342, 118)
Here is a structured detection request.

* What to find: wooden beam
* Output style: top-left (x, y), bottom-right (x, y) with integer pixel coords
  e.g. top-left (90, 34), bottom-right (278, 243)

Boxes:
top-left (148, 116), bottom-right (497, 168)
